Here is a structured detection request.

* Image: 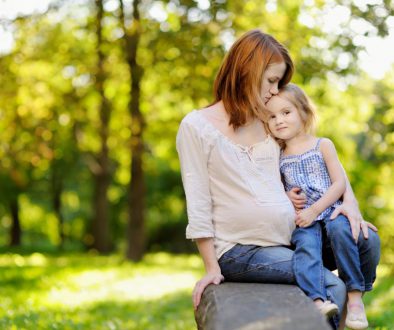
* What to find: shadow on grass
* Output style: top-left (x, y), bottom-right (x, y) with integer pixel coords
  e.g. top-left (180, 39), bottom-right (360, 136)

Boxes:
top-left (0, 290), bottom-right (196, 330)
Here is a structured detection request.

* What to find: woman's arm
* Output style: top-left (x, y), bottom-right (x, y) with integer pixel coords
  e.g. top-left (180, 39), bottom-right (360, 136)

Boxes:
top-left (286, 187), bottom-right (307, 211)
top-left (296, 138), bottom-right (346, 227)
top-left (176, 120), bottom-right (215, 239)
top-left (176, 118), bottom-right (223, 309)
top-left (192, 238), bottom-right (224, 309)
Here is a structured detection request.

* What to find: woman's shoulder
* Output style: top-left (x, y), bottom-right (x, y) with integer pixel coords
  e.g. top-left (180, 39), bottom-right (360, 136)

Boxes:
top-left (181, 108), bottom-right (213, 128)
top-left (178, 109), bottom-right (220, 143)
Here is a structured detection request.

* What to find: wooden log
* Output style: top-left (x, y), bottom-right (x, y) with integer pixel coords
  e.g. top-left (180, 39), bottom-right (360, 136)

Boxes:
top-left (195, 282), bottom-right (332, 330)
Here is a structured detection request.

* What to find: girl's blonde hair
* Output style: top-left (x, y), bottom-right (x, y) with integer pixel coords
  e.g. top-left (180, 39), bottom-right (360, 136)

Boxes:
top-left (277, 83), bottom-right (317, 134)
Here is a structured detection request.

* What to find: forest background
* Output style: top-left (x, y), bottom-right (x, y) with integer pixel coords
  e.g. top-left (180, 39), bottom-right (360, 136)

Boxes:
top-left (0, 0), bottom-right (393, 329)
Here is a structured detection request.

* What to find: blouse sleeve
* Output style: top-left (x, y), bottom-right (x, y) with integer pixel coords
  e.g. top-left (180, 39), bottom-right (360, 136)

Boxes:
top-left (176, 118), bottom-right (214, 239)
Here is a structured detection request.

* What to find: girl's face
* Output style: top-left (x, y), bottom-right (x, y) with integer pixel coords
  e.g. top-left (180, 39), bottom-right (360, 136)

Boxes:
top-left (261, 62), bottom-right (287, 104)
top-left (266, 94), bottom-right (305, 141)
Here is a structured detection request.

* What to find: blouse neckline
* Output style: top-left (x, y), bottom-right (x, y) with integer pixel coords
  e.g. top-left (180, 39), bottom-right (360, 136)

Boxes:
top-left (193, 109), bottom-right (272, 151)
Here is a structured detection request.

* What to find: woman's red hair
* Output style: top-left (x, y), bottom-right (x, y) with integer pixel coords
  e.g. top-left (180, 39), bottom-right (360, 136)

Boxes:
top-left (213, 29), bottom-right (294, 129)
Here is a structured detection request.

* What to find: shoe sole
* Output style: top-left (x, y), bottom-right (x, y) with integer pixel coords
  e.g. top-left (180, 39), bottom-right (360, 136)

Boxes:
top-left (345, 320), bottom-right (368, 330)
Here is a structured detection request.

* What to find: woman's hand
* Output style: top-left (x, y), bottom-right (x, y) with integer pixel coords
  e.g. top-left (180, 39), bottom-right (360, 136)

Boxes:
top-left (330, 202), bottom-right (378, 242)
top-left (287, 187), bottom-right (307, 211)
top-left (192, 271), bottom-right (224, 310)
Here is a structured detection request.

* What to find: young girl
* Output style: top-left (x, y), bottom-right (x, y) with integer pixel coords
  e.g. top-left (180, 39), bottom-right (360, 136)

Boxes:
top-left (266, 83), bottom-right (369, 330)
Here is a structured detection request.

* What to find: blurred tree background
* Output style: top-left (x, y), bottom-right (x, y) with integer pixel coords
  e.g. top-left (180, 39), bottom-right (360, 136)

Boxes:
top-left (0, 0), bottom-right (393, 328)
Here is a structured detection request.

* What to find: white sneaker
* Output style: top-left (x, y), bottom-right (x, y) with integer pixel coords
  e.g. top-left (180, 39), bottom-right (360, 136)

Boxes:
top-left (346, 303), bottom-right (368, 330)
top-left (318, 300), bottom-right (339, 318)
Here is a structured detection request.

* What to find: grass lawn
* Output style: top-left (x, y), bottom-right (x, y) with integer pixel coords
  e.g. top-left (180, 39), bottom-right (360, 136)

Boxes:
top-left (0, 252), bottom-right (203, 330)
top-left (0, 251), bottom-right (392, 329)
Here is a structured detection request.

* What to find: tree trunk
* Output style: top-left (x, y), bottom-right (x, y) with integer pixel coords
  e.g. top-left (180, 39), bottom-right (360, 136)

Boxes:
top-left (9, 196), bottom-right (21, 246)
top-left (91, 0), bottom-right (111, 253)
top-left (51, 168), bottom-right (65, 248)
top-left (120, 0), bottom-right (146, 261)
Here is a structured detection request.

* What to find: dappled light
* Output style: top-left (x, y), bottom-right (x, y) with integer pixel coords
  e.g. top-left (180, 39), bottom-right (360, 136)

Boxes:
top-left (0, 0), bottom-right (393, 328)
top-left (0, 252), bottom-right (393, 329)
top-left (0, 253), bottom-right (203, 329)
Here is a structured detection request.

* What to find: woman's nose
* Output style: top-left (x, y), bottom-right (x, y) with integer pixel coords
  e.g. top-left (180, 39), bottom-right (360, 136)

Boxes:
top-left (270, 85), bottom-right (279, 95)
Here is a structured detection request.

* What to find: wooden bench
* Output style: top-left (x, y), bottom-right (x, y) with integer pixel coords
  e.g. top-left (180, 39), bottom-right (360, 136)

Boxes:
top-left (195, 282), bottom-right (332, 330)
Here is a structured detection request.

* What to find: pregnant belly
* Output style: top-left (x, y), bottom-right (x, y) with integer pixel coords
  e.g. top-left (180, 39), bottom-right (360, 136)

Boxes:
top-left (214, 200), bottom-right (296, 243)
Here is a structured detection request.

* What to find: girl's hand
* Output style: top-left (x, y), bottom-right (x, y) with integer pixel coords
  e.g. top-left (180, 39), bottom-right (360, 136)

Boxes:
top-left (330, 202), bottom-right (378, 242)
top-left (192, 272), bottom-right (224, 310)
top-left (287, 187), bottom-right (307, 210)
top-left (295, 207), bottom-right (318, 227)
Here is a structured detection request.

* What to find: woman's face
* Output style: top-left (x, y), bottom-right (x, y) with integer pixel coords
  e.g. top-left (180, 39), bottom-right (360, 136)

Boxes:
top-left (261, 62), bottom-right (287, 104)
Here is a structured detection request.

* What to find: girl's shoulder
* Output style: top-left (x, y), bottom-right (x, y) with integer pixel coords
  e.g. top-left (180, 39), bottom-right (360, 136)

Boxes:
top-left (315, 137), bottom-right (340, 161)
top-left (316, 137), bottom-right (336, 151)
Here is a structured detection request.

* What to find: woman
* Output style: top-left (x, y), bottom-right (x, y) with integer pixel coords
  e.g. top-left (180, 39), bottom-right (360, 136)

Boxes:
top-left (176, 29), bottom-right (380, 329)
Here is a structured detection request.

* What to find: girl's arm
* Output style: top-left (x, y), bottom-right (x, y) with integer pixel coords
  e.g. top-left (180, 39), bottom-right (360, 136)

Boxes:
top-left (192, 238), bottom-right (224, 309)
top-left (296, 138), bottom-right (346, 227)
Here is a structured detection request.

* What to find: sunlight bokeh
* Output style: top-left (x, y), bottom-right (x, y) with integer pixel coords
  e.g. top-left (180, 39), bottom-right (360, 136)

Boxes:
top-left (1, 0), bottom-right (394, 79)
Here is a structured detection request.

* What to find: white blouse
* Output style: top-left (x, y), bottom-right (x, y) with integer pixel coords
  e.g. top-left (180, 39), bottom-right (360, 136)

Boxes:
top-left (176, 110), bottom-right (296, 259)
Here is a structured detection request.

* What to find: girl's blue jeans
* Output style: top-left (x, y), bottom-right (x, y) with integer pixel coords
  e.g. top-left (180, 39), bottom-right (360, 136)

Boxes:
top-left (291, 215), bottom-right (380, 302)
top-left (218, 216), bottom-right (380, 330)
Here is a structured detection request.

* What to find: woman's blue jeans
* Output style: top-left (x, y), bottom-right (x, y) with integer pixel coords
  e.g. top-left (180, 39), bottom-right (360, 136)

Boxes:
top-left (218, 219), bottom-right (380, 330)
top-left (218, 244), bottom-right (346, 329)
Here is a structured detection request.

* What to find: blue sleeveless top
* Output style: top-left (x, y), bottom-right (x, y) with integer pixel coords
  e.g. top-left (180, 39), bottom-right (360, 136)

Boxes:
top-left (280, 138), bottom-right (342, 221)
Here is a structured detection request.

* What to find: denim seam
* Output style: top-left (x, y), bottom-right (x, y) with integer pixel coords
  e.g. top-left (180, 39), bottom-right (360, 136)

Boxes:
top-left (223, 260), bottom-right (293, 278)
top-left (316, 225), bottom-right (325, 298)
top-left (220, 246), bottom-right (257, 261)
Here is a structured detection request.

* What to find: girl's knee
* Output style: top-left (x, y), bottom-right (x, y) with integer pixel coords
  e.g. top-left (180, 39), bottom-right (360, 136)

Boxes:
top-left (358, 229), bottom-right (381, 251)
top-left (325, 215), bottom-right (351, 239)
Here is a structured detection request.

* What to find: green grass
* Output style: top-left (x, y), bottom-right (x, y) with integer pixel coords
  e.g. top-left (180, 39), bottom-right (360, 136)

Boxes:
top-left (0, 251), bottom-right (392, 329)
top-left (362, 264), bottom-right (394, 330)
top-left (0, 252), bottom-right (203, 330)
